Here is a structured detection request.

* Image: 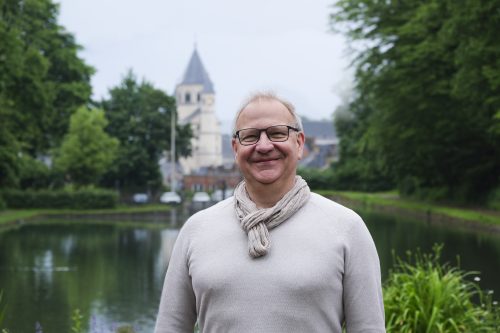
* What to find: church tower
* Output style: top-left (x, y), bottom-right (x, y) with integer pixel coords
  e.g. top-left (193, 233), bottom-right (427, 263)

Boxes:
top-left (176, 48), bottom-right (223, 174)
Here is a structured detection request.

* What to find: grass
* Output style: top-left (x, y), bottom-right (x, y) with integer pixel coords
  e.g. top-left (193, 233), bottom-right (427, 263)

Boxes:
top-left (0, 204), bottom-right (172, 226)
top-left (384, 245), bottom-right (499, 332)
top-left (316, 190), bottom-right (500, 226)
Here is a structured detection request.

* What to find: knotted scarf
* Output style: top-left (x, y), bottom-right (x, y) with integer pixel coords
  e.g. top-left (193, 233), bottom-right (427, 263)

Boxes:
top-left (234, 176), bottom-right (311, 258)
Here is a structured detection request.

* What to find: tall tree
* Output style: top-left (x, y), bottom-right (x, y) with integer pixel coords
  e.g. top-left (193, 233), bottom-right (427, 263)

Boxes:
top-left (100, 71), bottom-right (192, 191)
top-left (54, 107), bottom-right (119, 187)
top-left (332, 92), bottom-right (394, 192)
top-left (0, 0), bottom-right (94, 187)
top-left (331, 0), bottom-right (500, 203)
top-left (0, 0), bottom-right (94, 154)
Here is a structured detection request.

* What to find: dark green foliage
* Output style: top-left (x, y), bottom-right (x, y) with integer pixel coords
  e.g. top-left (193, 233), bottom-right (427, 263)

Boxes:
top-left (16, 154), bottom-right (65, 190)
top-left (331, 0), bottom-right (500, 203)
top-left (298, 168), bottom-right (336, 190)
top-left (0, 119), bottom-right (20, 188)
top-left (0, 0), bottom-right (93, 187)
top-left (331, 96), bottom-right (395, 192)
top-left (1, 188), bottom-right (118, 209)
top-left (100, 71), bottom-right (192, 191)
top-left (487, 187), bottom-right (500, 211)
top-left (384, 245), bottom-right (499, 332)
top-left (0, 290), bottom-right (5, 327)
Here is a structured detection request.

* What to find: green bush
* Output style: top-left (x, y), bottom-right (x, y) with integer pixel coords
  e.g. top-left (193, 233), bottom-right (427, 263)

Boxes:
top-left (0, 196), bottom-right (5, 211)
top-left (0, 291), bottom-right (4, 325)
top-left (487, 186), bottom-right (500, 211)
top-left (1, 188), bottom-right (118, 209)
top-left (384, 245), bottom-right (499, 332)
top-left (298, 168), bottom-right (336, 190)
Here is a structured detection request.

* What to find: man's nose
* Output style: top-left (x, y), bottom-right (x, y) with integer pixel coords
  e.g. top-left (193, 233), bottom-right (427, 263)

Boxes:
top-left (255, 131), bottom-right (274, 152)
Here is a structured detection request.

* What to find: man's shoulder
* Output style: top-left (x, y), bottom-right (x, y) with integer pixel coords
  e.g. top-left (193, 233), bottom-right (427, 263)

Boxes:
top-left (304, 193), bottom-right (370, 238)
top-left (184, 197), bottom-right (235, 227)
top-left (306, 192), bottom-right (362, 222)
top-left (178, 197), bottom-right (237, 241)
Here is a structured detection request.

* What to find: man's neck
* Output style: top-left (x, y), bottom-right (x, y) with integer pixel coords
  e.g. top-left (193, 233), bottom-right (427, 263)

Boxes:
top-left (246, 178), bottom-right (296, 208)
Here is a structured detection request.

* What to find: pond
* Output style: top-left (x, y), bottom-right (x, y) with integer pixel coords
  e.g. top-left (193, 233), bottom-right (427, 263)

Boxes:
top-left (0, 206), bottom-right (499, 332)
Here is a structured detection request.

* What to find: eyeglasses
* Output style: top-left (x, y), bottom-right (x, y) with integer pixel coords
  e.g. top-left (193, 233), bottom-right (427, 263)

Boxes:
top-left (234, 125), bottom-right (300, 146)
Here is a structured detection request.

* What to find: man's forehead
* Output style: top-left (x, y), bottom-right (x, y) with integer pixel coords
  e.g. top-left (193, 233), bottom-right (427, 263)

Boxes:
top-left (237, 99), bottom-right (293, 125)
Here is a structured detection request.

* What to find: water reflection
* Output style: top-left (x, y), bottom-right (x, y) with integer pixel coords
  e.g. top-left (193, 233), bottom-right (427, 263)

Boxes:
top-left (359, 210), bottom-right (500, 295)
top-left (0, 207), bottom-right (498, 332)
top-left (0, 217), bottom-right (183, 332)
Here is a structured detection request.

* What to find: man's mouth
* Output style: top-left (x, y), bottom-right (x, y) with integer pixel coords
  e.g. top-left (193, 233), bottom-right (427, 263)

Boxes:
top-left (252, 157), bottom-right (280, 163)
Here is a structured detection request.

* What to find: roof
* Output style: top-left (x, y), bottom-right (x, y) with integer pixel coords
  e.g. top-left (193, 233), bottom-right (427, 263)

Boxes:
top-left (179, 48), bottom-right (215, 93)
top-left (302, 119), bottom-right (337, 140)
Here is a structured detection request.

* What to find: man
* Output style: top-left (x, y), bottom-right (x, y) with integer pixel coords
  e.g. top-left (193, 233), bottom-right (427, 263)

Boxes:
top-left (154, 92), bottom-right (385, 332)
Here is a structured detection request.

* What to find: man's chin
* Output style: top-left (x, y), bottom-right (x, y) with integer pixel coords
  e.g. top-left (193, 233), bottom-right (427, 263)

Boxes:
top-left (252, 171), bottom-right (282, 185)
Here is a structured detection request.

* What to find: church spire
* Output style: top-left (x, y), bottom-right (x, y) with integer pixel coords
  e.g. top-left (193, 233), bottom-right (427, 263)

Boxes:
top-left (180, 48), bottom-right (214, 93)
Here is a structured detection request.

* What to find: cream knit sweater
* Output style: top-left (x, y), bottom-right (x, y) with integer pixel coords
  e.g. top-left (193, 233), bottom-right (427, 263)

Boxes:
top-left (154, 193), bottom-right (385, 333)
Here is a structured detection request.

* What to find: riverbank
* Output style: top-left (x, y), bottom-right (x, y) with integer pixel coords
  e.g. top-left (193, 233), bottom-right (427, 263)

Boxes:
top-left (317, 190), bottom-right (500, 233)
top-left (0, 204), bottom-right (172, 227)
top-left (2, 193), bottom-right (500, 233)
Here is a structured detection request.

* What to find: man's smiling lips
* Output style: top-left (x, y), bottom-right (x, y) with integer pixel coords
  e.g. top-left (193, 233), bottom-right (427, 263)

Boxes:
top-left (251, 156), bottom-right (281, 164)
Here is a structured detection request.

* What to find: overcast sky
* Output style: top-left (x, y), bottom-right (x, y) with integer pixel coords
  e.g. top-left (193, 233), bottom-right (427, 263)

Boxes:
top-left (56, 0), bottom-right (354, 133)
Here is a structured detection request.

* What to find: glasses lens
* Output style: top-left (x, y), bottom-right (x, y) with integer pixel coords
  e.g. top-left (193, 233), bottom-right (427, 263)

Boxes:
top-left (238, 128), bottom-right (260, 145)
top-left (267, 125), bottom-right (289, 142)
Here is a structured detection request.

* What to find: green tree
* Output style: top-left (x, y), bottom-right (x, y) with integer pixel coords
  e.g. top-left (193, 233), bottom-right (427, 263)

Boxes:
top-left (331, 93), bottom-right (394, 191)
top-left (331, 0), bottom-right (500, 203)
top-left (0, 0), bottom-right (94, 187)
top-left (100, 71), bottom-right (192, 191)
top-left (55, 107), bottom-right (119, 187)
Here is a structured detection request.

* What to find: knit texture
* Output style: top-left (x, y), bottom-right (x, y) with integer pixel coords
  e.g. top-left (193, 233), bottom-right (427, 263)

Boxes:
top-left (234, 176), bottom-right (311, 258)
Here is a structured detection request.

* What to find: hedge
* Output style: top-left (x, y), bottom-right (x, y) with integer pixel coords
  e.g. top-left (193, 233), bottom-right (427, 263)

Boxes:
top-left (1, 189), bottom-right (118, 209)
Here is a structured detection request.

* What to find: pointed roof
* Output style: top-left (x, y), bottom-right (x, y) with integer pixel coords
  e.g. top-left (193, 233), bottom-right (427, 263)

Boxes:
top-left (179, 48), bottom-right (215, 93)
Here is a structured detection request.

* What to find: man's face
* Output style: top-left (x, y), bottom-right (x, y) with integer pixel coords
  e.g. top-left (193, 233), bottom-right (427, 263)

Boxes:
top-left (232, 99), bottom-right (304, 189)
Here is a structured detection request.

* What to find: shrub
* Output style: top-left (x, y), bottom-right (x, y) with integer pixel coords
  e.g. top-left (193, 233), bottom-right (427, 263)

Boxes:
top-left (0, 290), bottom-right (5, 329)
top-left (487, 186), bottom-right (500, 211)
top-left (384, 245), bottom-right (499, 332)
top-left (1, 188), bottom-right (118, 209)
top-left (297, 168), bottom-right (336, 190)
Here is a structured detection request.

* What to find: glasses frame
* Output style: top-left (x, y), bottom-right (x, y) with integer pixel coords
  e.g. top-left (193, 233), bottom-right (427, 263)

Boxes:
top-left (233, 125), bottom-right (300, 146)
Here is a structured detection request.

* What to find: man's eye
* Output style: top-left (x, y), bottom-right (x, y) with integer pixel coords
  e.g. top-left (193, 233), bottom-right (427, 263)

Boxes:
top-left (268, 131), bottom-right (287, 139)
top-left (241, 134), bottom-right (259, 142)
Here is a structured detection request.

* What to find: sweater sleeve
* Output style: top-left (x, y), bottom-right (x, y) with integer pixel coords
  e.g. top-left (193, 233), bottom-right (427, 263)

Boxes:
top-left (154, 223), bottom-right (197, 333)
top-left (343, 214), bottom-right (386, 333)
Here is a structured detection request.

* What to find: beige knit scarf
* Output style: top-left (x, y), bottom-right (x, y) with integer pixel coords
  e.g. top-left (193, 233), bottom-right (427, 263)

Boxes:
top-left (234, 176), bottom-right (311, 258)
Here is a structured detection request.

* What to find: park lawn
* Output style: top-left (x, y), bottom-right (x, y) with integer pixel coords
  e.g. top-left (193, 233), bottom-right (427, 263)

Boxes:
top-left (316, 190), bottom-right (500, 226)
top-left (0, 204), bottom-right (171, 226)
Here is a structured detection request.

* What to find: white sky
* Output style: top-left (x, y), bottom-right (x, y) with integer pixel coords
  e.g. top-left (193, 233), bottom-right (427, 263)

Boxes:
top-left (56, 0), bottom-right (354, 134)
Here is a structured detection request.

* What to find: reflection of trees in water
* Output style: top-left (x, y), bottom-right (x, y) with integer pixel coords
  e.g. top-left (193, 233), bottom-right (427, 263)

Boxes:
top-left (0, 223), bottom-right (177, 332)
top-left (361, 210), bottom-right (500, 297)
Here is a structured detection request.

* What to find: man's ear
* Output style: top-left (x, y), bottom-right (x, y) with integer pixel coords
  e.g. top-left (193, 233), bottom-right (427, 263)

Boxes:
top-left (297, 132), bottom-right (305, 160)
top-left (231, 137), bottom-right (239, 161)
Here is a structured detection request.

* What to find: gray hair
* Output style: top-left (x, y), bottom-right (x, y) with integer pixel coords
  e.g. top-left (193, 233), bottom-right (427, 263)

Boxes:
top-left (232, 91), bottom-right (303, 135)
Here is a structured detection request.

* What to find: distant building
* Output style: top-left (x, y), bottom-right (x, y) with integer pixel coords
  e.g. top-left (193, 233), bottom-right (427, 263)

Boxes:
top-left (299, 119), bottom-right (339, 169)
top-left (175, 48), bottom-right (223, 174)
top-left (183, 165), bottom-right (242, 192)
top-left (221, 134), bottom-right (235, 168)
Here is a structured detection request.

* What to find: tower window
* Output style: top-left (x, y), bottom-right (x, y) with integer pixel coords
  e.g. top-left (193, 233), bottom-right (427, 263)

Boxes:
top-left (185, 93), bottom-right (191, 103)
top-left (197, 93), bottom-right (201, 102)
